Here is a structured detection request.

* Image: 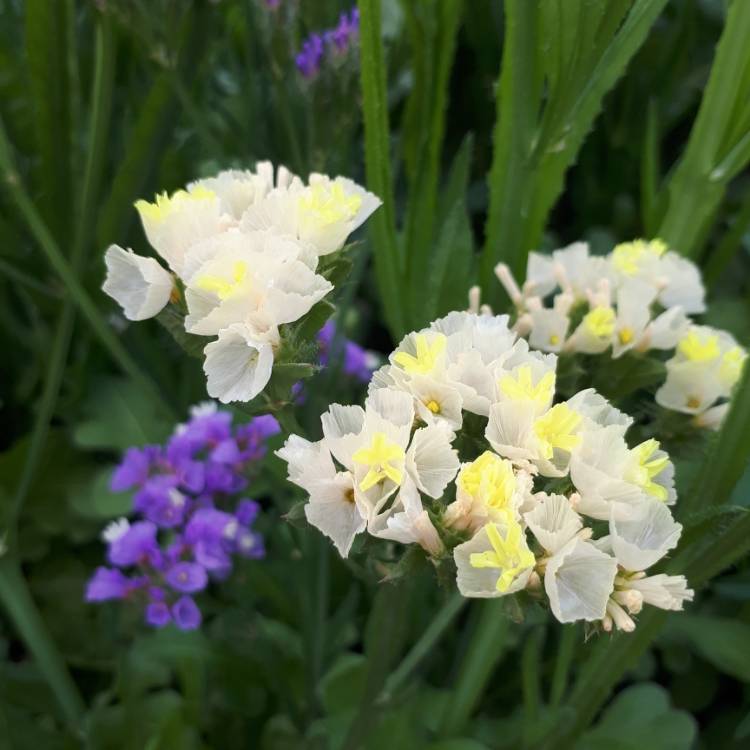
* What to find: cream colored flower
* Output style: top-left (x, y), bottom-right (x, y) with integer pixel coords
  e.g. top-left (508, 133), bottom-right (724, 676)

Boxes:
top-left (102, 245), bottom-right (173, 321)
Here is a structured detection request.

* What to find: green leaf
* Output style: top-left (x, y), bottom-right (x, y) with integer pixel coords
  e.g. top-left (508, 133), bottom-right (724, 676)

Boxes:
top-left (24, 0), bottom-right (72, 245)
top-left (657, 0), bottom-right (750, 258)
top-left (481, 0), bottom-right (669, 298)
top-left (662, 615), bottom-right (750, 682)
top-left (320, 654), bottom-right (367, 714)
top-left (74, 377), bottom-right (172, 451)
top-left (67, 468), bottom-right (132, 520)
top-left (682, 361), bottom-right (750, 515)
top-left (359, 0), bottom-right (406, 338)
top-left (575, 683), bottom-right (696, 750)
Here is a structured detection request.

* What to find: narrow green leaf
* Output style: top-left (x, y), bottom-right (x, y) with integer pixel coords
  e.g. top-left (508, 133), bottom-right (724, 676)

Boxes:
top-left (682, 361), bottom-right (750, 515)
top-left (358, 0), bottom-right (405, 339)
top-left (641, 99), bottom-right (660, 234)
top-left (0, 558), bottom-right (84, 729)
top-left (481, 0), bottom-right (668, 301)
top-left (657, 0), bottom-right (750, 257)
top-left (703, 194), bottom-right (750, 289)
top-left (24, 0), bottom-right (72, 245)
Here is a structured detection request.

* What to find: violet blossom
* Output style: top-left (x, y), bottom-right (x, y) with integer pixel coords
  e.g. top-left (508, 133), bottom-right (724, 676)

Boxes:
top-left (295, 7), bottom-right (360, 79)
top-left (85, 403), bottom-right (279, 630)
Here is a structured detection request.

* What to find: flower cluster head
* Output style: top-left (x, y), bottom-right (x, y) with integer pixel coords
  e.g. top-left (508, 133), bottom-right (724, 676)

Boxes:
top-left (491, 239), bottom-right (746, 426)
top-left (102, 162), bottom-right (381, 403)
top-left (278, 312), bottom-right (693, 632)
top-left (295, 8), bottom-right (360, 79)
top-left (85, 403), bottom-right (280, 630)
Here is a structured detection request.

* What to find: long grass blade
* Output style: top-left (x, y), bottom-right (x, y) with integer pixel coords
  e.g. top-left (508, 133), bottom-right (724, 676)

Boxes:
top-left (358, 0), bottom-right (405, 339)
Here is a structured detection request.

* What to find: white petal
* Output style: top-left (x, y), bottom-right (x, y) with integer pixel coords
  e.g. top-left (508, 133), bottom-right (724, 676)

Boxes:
top-left (454, 524), bottom-right (533, 598)
top-left (102, 245), bottom-right (173, 321)
top-left (485, 401), bottom-right (537, 466)
top-left (135, 188), bottom-right (223, 276)
top-left (276, 435), bottom-right (336, 493)
top-left (305, 472), bottom-right (366, 558)
top-left (203, 324), bottom-right (274, 403)
top-left (320, 403), bottom-right (365, 468)
top-left (630, 573), bottom-right (694, 610)
top-left (544, 538), bottom-right (617, 623)
top-left (609, 499), bottom-right (682, 571)
top-left (524, 493), bottom-right (583, 555)
top-left (405, 424), bottom-right (459, 499)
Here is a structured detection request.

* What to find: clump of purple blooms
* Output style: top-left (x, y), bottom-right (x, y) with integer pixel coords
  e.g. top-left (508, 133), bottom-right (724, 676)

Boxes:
top-left (85, 404), bottom-right (280, 630)
top-left (295, 7), bottom-right (360, 79)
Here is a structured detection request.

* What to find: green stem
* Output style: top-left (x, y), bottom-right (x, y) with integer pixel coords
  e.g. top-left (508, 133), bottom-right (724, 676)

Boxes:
top-left (549, 624), bottom-right (576, 708)
top-left (379, 592), bottom-right (466, 702)
top-left (521, 627), bottom-right (545, 747)
top-left (0, 256), bottom-right (58, 297)
top-left (341, 579), bottom-right (413, 750)
top-left (439, 599), bottom-right (511, 736)
top-left (0, 558), bottom-right (85, 729)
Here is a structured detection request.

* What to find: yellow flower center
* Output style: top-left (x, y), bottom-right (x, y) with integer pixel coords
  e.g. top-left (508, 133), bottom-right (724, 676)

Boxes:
top-left (458, 451), bottom-right (516, 514)
top-left (583, 306), bottom-right (616, 338)
top-left (393, 333), bottom-right (446, 375)
top-left (425, 399), bottom-right (441, 414)
top-left (618, 327), bottom-right (634, 345)
top-left (533, 404), bottom-right (582, 460)
top-left (135, 185), bottom-right (216, 221)
top-left (678, 330), bottom-right (720, 362)
top-left (499, 365), bottom-right (555, 407)
top-left (549, 334), bottom-right (560, 345)
top-left (612, 238), bottom-right (667, 275)
top-left (298, 182), bottom-right (362, 227)
top-left (469, 520), bottom-right (535, 592)
top-left (352, 432), bottom-right (405, 491)
top-left (627, 439), bottom-right (670, 501)
top-left (196, 260), bottom-right (249, 300)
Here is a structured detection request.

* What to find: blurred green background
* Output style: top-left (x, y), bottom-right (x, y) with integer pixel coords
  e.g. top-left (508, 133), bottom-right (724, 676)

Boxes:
top-left (1, 1), bottom-right (749, 748)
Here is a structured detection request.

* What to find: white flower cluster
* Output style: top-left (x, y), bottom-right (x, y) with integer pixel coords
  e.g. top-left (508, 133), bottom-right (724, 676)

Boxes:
top-left (278, 312), bottom-right (693, 631)
top-left (102, 163), bottom-right (381, 403)
top-left (491, 239), bottom-right (746, 427)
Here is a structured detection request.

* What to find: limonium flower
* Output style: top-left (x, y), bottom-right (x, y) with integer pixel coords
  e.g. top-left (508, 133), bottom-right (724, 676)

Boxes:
top-left (278, 312), bottom-right (694, 632)
top-left (102, 162), bottom-right (381, 403)
top-left (85, 403), bottom-right (279, 630)
top-left (489, 238), bottom-right (746, 428)
top-left (295, 8), bottom-right (360, 79)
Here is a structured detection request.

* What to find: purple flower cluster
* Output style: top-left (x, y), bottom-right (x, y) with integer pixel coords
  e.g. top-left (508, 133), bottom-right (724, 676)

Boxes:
top-left (85, 404), bottom-right (280, 630)
top-left (295, 7), bottom-right (360, 79)
top-left (317, 320), bottom-right (373, 382)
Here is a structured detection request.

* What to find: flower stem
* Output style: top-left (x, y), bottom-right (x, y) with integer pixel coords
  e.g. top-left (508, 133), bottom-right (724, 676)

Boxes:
top-left (379, 592), bottom-right (466, 703)
top-left (439, 599), bottom-right (511, 736)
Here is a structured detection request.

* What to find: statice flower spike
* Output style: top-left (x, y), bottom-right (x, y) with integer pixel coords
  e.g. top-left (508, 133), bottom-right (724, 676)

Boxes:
top-left (86, 405), bottom-right (277, 629)
top-left (279, 312), bottom-right (694, 634)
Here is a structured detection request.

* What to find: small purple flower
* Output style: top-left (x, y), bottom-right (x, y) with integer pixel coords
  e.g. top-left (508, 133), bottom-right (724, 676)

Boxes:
top-left (173, 596), bottom-right (202, 630)
top-left (146, 601), bottom-right (172, 627)
top-left (296, 33), bottom-right (324, 78)
top-left (85, 567), bottom-right (131, 601)
top-left (111, 446), bottom-right (157, 491)
top-left (236, 499), bottom-right (260, 526)
top-left (166, 562), bottom-right (208, 593)
top-left (108, 521), bottom-right (158, 567)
